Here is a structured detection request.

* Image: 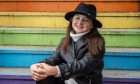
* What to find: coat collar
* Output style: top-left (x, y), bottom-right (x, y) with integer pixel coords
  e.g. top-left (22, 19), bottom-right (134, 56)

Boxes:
top-left (70, 30), bottom-right (90, 42)
top-left (68, 32), bottom-right (89, 58)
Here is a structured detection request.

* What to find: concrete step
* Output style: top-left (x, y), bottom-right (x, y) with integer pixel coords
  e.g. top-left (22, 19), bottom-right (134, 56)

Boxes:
top-left (0, 67), bottom-right (140, 79)
top-left (0, 45), bottom-right (140, 52)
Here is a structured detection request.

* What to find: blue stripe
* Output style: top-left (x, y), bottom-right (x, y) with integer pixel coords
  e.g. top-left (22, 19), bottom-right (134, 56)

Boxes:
top-left (0, 49), bottom-right (140, 70)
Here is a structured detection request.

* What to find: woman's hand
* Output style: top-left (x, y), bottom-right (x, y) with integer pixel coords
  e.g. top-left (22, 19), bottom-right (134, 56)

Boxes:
top-left (30, 63), bottom-right (58, 81)
top-left (39, 63), bottom-right (58, 76)
top-left (30, 63), bottom-right (48, 81)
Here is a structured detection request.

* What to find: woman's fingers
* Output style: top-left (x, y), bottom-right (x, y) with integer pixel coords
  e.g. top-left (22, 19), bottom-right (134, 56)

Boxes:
top-left (32, 75), bottom-right (44, 81)
top-left (32, 69), bottom-right (48, 81)
top-left (30, 63), bottom-right (49, 81)
top-left (33, 70), bottom-right (47, 78)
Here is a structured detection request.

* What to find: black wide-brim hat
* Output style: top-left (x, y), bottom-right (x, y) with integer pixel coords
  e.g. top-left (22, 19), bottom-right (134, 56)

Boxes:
top-left (65, 2), bottom-right (102, 28)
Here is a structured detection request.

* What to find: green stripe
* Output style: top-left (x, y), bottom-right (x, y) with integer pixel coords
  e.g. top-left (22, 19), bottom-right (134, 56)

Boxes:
top-left (0, 29), bottom-right (140, 47)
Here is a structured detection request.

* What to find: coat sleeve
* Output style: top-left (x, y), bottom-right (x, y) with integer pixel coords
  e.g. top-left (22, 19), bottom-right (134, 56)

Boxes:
top-left (39, 38), bottom-right (64, 66)
top-left (57, 51), bottom-right (104, 78)
top-left (39, 46), bottom-right (62, 66)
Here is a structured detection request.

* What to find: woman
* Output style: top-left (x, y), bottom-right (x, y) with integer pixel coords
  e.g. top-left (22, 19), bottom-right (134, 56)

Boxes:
top-left (30, 2), bottom-right (105, 84)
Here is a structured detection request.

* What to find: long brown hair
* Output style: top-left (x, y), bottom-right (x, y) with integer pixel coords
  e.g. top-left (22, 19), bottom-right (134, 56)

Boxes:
top-left (60, 20), bottom-right (105, 56)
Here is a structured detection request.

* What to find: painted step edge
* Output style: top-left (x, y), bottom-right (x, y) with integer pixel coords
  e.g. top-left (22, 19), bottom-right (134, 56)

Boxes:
top-left (0, 12), bottom-right (140, 17)
top-left (0, 29), bottom-right (140, 47)
top-left (0, 0), bottom-right (139, 12)
top-left (0, 67), bottom-right (139, 78)
top-left (0, 49), bottom-right (140, 70)
top-left (0, 75), bottom-right (140, 84)
top-left (0, 28), bottom-right (140, 34)
top-left (0, 12), bottom-right (140, 28)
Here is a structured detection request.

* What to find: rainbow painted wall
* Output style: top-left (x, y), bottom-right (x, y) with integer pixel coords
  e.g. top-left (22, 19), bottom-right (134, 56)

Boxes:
top-left (0, 0), bottom-right (140, 47)
top-left (0, 1), bottom-right (140, 84)
top-left (0, 0), bottom-right (139, 29)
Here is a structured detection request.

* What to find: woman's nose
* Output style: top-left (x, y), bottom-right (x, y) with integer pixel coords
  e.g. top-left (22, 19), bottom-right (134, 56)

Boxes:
top-left (78, 19), bottom-right (83, 25)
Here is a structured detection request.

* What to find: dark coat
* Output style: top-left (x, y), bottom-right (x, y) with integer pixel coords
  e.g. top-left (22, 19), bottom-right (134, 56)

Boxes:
top-left (38, 34), bottom-right (105, 84)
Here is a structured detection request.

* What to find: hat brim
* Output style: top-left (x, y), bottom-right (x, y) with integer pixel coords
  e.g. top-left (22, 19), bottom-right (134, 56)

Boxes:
top-left (65, 11), bottom-right (102, 28)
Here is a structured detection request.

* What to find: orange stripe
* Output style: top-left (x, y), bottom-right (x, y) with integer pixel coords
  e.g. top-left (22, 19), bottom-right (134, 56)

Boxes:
top-left (0, 1), bottom-right (139, 12)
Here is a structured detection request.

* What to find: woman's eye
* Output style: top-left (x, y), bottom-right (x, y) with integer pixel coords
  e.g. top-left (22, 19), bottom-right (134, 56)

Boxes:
top-left (84, 18), bottom-right (89, 22)
top-left (75, 17), bottom-right (80, 20)
top-left (83, 19), bottom-right (89, 22)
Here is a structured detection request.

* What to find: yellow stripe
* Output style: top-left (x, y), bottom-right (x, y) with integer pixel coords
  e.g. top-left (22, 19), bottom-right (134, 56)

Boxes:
top-left (0, 12), bottom-right (139, 28)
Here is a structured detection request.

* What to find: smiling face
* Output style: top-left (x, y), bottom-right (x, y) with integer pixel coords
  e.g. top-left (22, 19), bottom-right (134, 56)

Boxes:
top-left (72, 14), bottom-right (94, 34)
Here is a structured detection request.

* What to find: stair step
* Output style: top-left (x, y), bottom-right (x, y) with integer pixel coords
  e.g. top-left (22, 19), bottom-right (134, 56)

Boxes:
top-left (0, 45), bottom-right (140, 52)
top-left (0, 0), bottom-right (139, 12)
top-left (0, 48), bottom-right (140, 70)
top-left (0, 28), bottom-right (140, 47)
top-left (0, 12), bottom-right (140, 28)
top-left (0, 67), bottom-right (140, 78)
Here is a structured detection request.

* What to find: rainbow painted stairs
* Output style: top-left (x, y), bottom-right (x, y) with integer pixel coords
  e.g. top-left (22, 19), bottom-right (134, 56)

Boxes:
top-left (0, 0), bottom-right (140, 84)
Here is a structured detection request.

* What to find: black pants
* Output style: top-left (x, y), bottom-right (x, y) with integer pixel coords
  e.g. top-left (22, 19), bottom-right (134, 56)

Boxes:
top-left (36, 76), bottom-right (64, 84)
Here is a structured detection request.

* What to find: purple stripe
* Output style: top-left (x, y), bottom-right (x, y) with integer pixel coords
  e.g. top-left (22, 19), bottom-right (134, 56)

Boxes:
top-left (0, 75), bottom-right (32, 80)
top-left (0, 75), bottom-right (140, 84)
top-left (0, 75), bottom-right (36, 84)
top-left (103, 77), bottom-right (140, 83)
